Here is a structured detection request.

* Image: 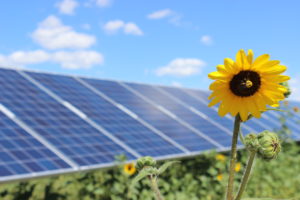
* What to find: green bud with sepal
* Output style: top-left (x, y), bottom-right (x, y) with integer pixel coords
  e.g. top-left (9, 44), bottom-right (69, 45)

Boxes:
top-left (136, 156), bottom-right (157, 171)
top-left (257, 130), bottom-right (281, 161)
top-left (244, 133), bottom-right (260, 152)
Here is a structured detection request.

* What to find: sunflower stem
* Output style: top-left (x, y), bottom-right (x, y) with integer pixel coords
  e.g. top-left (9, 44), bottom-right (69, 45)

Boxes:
top-left (149, 175), bottom-right (164, 200)
top-left (235, 151), bottom-right (256, 200)
top-left (226, 115), bottom-right (241, 200)
top-left (239, 130), bottom-right (245, 145)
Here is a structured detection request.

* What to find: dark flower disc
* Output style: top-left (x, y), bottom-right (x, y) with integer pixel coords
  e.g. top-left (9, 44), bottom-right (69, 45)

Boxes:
top-left (230, 70), bottom-right (261, 97)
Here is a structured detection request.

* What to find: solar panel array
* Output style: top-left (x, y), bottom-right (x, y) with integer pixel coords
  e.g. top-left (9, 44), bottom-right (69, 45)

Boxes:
top-left (0, 67), bottom-right (299, 182)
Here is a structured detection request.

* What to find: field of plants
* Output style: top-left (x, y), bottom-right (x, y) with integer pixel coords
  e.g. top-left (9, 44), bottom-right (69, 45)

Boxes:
top-left (0, 139), bottom-right (299, 200)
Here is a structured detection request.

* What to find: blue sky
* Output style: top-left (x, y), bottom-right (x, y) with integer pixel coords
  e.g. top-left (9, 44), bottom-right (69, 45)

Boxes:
top-left (0, 0), bottom-right (299, 99)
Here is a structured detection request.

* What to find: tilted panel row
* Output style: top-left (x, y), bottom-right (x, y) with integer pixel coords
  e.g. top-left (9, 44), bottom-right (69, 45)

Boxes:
top-left (0, 110), bottom-right (71, 179)
top-left (125, 83), bottom-right (233, 147)
top-left (184, 88), bottom-right (300, 139)
top-left (158, 86), bottom-right (254, 135)
top-left (27, 72), bottom-right (183, 157)
top-left (82, 78), bottom-right (220, 152)
top-left (0, 68), bottom-right (135, 169)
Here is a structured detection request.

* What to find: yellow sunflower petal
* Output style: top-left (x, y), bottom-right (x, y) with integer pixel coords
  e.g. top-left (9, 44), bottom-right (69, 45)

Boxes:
top-left (253, 54), bottom-right (270, 68)
top-left (262, 75), bottom-right (290, 83)
top-left (207, 50), bottom-right (289, 121)
top-left (247, 49), bottom-right (254, 64)
top-left (209, 80), bottom-right (227, 90)
top-left (208, 71), bottom-right (230, 80)
top-left (260, 65), bottom-right (287, 75)
top-left (236, 49), bottom-right (250, 69)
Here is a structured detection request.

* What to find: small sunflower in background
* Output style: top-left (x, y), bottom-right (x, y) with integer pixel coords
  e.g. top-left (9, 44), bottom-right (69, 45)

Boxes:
top-left (215, 154), bottom-right (226, 162)
top-left (216, 174), bottom-right (223, 181)
top-left (208, 49), bottom-right (290, 121)
top-left (235, 162), bottom-right (241, 172)
top-left (124, 163), bottom-right (136, 175)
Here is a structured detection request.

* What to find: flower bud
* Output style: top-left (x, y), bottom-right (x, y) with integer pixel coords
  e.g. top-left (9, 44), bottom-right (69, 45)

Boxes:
top-left (257, 131), bottom-right (281, 161)
top-left (136, 156), bottom-right (157, 171)
top-left (244, 133), bottom-right (259, 152)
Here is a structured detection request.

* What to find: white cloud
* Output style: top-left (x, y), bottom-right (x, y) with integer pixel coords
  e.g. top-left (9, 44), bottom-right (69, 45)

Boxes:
top-left (147, 9), bottom-right (173, 19)
top-left (52, 51), bottom-right (103, 69)
top-left (290, 77), bottom-right (300, 100)
top-left (81, 23), bottom-right (91, 30)
top-left (0, 50), bottom-right (103, 69)
top-left (0, 50), bottom-right (50, 67)
top-left (32, 15), bottom-right (96, 49)
top-left (95, 0), bottom-right (112, 7)
top-left (124, 23), bottom-right (143, 35)
top-left (103, 20), bottom-right (125, 34)
top-left (171, 81), bottom-right (183, 87)
top-left (103, 20), bottom-right (143, 35)
top-left (200, 35), bottom-right (213, 46)
top-left (56, 0), bottom-right (78, 15)
top-left (155, 58), bottom-right (206, 77)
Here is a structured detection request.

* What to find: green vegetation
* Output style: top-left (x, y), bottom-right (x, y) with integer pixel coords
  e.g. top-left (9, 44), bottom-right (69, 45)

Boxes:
top-left (0, 141), bottom-right (299, 200)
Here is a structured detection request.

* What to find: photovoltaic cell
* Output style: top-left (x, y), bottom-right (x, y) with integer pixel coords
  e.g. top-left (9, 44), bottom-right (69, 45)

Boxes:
top-left (159, 86), bottom-right (252, 135)
top-left (183, 88), bottom-right (268, 133)
top-left (27, 72), bottom-right (183, 157)
top-left (0, 68), bottom-right (135, 167)
top-left (125, 83), bottom-right (232, 147)
top-left (82, 78), bottom-right (219, 152)
top-left (0, 111), bottom-right (71, 177)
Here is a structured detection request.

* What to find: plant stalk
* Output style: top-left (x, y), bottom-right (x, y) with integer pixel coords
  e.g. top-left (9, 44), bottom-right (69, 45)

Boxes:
top-left (149, 175), bottom-right (164, 200)
top-left (235, 151), bottom-right (256, 200)
top-left (226, 115), bottom-right (241, 200)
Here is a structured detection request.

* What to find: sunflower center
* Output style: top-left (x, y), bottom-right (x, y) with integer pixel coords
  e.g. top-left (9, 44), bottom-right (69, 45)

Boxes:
top-left (229, 70), bottom-right (261, 97)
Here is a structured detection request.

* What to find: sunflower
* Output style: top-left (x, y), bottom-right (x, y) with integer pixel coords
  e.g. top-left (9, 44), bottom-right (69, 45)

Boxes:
top-left (216, 174), bottom-right (223, 181)
top-left (235, 162), bottom-right (241, 172)
top-left (208, 49), bottom-right (290, 121)
top-left (124, 163), bottom-right (136, 175)
top-left (215, 154), bottom-right (226, 162)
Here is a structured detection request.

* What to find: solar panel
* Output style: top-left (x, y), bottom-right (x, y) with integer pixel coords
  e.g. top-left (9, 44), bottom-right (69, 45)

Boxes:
top-left (0, 67), bottom-right (298, 182)
top-left (183, 88), bottom-right (271, 133)
top-left (26, 72), bottom-right (184, 158)
top-left (0, 110), bottom-right (72, 180)
top-left (82, 78), bottom-right (222, 152)
top-left (158, 86), bottom-right (255, 135)
top-left (0, 68), bottom-right (135, 168)
top-left (124, 83), bottom-right (233, 147)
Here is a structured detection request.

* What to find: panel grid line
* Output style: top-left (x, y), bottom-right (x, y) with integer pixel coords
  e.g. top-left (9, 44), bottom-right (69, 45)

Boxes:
top-left (0, 103), bottom-right (79, 169)
top-left (75, 77), bottom-right (191, 154)
top-left (119, 82), bottom-right (225, 150)
top-left (18, 70), bottom-right (141, 159)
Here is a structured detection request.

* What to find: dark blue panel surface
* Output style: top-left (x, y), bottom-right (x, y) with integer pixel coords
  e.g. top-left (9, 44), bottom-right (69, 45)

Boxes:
top-left (125, 83), bottom-right (232, 147)
top-left (83, 78), bottom-right (219, 152)
top-left (184, 88), bottom-right (268, 133)
top-left (0, 69), bottom-right (134, 167)
top-left (27, 72), bottom-right (183, 157)
top-left (0, 111), bottom-right (71, 177)
top-left (159, 86), bottom-right (252, 135)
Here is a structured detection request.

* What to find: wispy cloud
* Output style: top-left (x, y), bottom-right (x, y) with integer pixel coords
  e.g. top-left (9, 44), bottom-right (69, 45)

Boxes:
top-left (95, 0), bottom-right (112, 7)
top-left (171, 81), bottom-right (183, 87)
top-left (200, 35), bottom-right (213, 46)
top-left (31, 15), bottom-right (96, 49)
top-left (0, 50), bottom-right (103, 69)
top-left (155, 58), bottom-right (206, 77)
top-left (56, 0), bottom-right (78, 15)
top-left (103, 20), bottom-right (143, 36)
top-left (147, 9), bottom-right (173, 19)
top-left (147, 9), bottom-right (184, 27)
